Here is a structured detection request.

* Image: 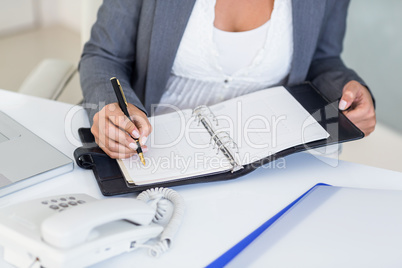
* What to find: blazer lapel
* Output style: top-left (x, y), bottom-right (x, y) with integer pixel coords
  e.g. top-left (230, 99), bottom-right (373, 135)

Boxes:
top-left (288, 0), bottom-right (326, 85)
top-left (145, 0), bottom-right (196, 112)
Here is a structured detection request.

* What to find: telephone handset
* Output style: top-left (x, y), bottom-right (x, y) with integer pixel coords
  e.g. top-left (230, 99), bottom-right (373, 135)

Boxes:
top-left (42, 197), bottom-right (158, 249)
top-left (0, 188), bottom-right (185, 268)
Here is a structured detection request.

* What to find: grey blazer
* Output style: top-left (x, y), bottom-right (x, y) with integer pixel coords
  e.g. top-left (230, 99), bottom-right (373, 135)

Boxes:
top-left (79, 0), bottom-right (366, 123)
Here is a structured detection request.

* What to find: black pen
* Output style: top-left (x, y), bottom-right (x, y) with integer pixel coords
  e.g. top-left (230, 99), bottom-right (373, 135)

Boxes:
top-left (110, 77), bottom-right (146, 166)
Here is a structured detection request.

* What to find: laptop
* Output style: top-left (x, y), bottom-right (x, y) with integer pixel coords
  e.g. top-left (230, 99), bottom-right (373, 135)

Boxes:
top-left (0, 111), bottom-right (73, 197)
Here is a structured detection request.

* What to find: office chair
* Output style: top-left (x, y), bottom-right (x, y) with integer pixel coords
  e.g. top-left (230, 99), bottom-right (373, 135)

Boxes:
top-left (18, 0), bottom-right (102, 105)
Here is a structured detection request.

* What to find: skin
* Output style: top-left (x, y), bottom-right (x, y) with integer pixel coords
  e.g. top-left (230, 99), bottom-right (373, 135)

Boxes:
top-left (91, 103), bottom-right (151, 159)
top-left (339, 81), bottom-right (376, 136)
top-left (214, 0), bottom-right (274, 32)
top-left (91, 0), bottom-right (376, 159)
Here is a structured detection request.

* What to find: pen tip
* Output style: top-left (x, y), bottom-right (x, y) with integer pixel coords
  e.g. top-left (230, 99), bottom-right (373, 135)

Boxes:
top-left (139, 153), bottom-right (146, 166)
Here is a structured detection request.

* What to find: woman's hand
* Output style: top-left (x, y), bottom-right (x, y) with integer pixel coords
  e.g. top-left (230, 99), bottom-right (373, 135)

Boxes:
top-left (338, 80), bottom-right (376, 136)
top-left (91, 103), bottom-right (152, 159)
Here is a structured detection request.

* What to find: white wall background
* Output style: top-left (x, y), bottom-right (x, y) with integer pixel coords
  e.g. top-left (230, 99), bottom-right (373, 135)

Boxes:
top-left (0, 0), bottom-right (82, 35)
top-left (37, 0), bottom-right (82, 33)
top-left (0, 0), bottom-right (36, 35)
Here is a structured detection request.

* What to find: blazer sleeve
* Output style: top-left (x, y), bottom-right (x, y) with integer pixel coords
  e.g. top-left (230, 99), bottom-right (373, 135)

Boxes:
top-left (306, 0), bottom-right (374, 104)
top-left (79, 0), bottom-right (145, 125)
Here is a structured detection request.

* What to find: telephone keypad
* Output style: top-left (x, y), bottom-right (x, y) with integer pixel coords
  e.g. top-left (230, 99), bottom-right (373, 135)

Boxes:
top-left (41, 196), bottom-right (87, 211)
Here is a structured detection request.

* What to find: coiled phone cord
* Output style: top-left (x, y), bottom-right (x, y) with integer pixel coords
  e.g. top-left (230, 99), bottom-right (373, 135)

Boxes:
top-left (137, 187), bottom-right (185, 257)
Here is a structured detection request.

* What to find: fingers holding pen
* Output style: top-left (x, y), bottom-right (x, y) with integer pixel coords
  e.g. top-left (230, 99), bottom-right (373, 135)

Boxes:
top-left (128, 104), bottom-right (152, 145)
top-left (91, 103), bottom-right (149, 159)
top-left (110, 102), bottom-right (152, 148)
top-left (108, 108), bottom-right (141, 147)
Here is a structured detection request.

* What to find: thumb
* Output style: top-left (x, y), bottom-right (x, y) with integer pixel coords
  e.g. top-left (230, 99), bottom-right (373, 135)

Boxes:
top-left (339, 83), bottom-right (359, 111)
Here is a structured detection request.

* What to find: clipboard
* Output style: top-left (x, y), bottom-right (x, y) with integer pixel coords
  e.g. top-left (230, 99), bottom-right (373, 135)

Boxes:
top-left (73, 83), bottom-right (364, 196)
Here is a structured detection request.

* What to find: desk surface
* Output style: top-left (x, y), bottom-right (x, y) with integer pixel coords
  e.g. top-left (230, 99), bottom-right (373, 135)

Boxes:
top-left (1, 89), bottom-right (402, 268)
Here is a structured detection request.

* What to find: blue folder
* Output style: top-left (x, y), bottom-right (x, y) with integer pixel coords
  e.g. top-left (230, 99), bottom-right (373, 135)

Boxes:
top-left (207, 183), bottom-right (330, 268)
top-left (208, 183), bottom-right (402, 267)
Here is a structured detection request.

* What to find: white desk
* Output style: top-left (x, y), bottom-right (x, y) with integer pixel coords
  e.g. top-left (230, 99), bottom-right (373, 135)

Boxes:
top-left (1, 89), bottom-right (402, 268)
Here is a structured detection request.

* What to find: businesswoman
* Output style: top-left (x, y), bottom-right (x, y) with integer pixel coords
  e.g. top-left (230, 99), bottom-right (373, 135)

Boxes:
top-left (80, 0), bottom-right (376, 159)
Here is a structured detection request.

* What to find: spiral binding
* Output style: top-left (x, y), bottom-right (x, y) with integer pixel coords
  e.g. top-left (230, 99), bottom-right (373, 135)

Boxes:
top-left (192, 106), bottom-right (243, 172)
top-left (192, 105), bottom-right (219, 127)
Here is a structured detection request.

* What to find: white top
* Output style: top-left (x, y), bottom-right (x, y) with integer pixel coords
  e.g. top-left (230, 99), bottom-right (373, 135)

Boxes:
top-left (213, 20), bottom-right (270, 76)
top-left (154, 0), bottom-right (293, 115)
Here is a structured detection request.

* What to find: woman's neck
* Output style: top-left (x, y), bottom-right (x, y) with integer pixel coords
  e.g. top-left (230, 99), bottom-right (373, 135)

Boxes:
top-left (214, 0), bottom-right (275, 32)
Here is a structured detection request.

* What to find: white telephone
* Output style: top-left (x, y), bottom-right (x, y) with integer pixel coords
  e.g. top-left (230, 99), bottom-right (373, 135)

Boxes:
top-left (0, 188), bottom-right (185, 268)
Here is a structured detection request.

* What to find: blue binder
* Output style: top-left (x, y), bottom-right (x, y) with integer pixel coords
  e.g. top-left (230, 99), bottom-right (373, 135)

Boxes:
top-left (208, 183), bottom-right (402, 267)
top-left (206, 183), bottom-right (331, 268)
